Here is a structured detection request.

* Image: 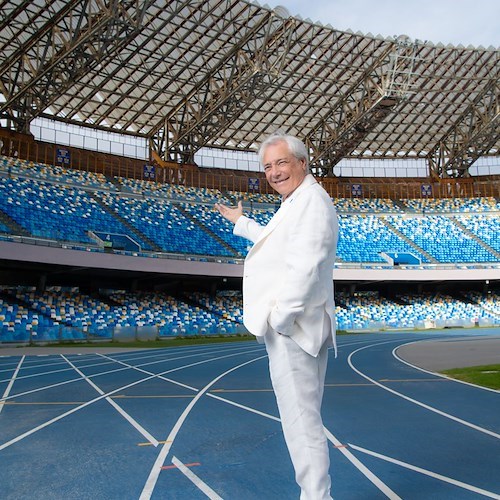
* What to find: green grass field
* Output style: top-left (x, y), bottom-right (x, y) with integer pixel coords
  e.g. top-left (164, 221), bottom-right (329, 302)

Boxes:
top-left (441, 364), bottom-right (500, 390)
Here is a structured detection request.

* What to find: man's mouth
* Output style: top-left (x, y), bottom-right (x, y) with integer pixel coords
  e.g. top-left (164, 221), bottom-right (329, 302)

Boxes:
top-left (273, 177), bottom-right (289, 184)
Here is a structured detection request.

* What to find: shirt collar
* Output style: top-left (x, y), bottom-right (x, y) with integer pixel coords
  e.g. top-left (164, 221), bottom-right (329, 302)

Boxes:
top-left (281, 174), bottom-right (317, 204)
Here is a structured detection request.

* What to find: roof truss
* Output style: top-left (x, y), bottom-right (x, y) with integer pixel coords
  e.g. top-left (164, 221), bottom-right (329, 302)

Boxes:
top-left (0, 0), bottom-right (497, 178)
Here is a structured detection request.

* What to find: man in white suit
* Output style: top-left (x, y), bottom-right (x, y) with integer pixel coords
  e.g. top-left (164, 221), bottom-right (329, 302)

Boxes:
top-left (215, 132), bottom-right (338, 499)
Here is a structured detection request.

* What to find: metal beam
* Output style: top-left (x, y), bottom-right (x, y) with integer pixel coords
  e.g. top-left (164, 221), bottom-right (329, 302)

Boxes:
top-left (427, 79), bottom-right (499, 178)
top-left (306, 37), bottom-right (422, 176)
top-left (0, 0), bottom-right (151, 132)
top-left (150, 8), bottom-right (296, 163)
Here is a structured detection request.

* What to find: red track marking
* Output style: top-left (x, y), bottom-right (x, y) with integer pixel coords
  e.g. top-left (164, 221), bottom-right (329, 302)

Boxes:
top-left (161, 462), bottom-right (201, 470)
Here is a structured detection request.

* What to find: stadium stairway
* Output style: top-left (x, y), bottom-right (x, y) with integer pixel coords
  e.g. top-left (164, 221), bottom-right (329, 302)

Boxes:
top-left (393, 199), bottom-right (410, 212)
top-left (379, 217), bottom-right (437, 263)
top-left (0, 207), bottom-right (31, 237)
top-left (451, 216), bottom-right (500, 260)
top-left (89, 193), bottom-right (163, 252)
top-left (107, 175), bottom-right (124, 192)
top-left (174, 202), bottom-right (241, 257)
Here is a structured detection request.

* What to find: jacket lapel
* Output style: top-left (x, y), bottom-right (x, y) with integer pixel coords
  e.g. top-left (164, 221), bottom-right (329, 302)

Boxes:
top-left (247, 174), bottom-right (318, 254)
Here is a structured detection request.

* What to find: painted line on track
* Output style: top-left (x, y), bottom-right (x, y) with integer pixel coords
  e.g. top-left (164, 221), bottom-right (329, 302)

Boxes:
top-left (61, 354), bottom-right (160, 447)
top-left (323, 428), bottom-right (402, 499)
top-left (174, 358), bottom-right (402, 499)
top-left (139, 440), bottom-right (172, 447)
top-left (139, 354), bottom-right (268, 500)
top-left (348, 341), bottom-right (500, 440)
top-left (0, 343), bottom-right (247, 382)
top-left (171, 456), bottom-right (223, 500)
top-left (208, 391), bottom-right (401, 498)
top-left (0, 346), bottom-right (264, 452)
top-left (162, 460), bottom-right (200, 470)
top-left (393, 341), bottom-right (500, 394)
top-left (0, 355), bottom-right (24, 415)
top-left (0, 344), bottom-right (261, 403)
top-left (349, 443), bottom-right (500, 499)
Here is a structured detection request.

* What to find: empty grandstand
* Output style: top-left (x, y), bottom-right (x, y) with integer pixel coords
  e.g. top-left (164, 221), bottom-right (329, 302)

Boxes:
top-left (0, 1), bottom-right (498, 343)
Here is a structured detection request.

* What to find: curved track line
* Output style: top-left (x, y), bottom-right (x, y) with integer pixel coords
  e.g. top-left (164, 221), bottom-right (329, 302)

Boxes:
top-left (136, 337), bottom-right (403, 500)
top-left (0, 344), bottom-right (259, 402)
top-left (349, 443), bottom-right (500, 499)
top-left (139, 354), bottom-right (269, 500)
top-left (393, 341), bottom-right (500, 394)
top-left (348, 341), bottom-right (500, 440)
top-left (323, 428), bottom-right (401, 499)
top-left (0, 346), bottom-right (264, 452)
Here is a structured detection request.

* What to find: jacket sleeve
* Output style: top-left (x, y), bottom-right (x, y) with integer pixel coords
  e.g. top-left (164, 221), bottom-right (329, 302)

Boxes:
top-left (233, 215), bottom-right (265, 243)
top-left (268, 191), bottom-right (337, 336)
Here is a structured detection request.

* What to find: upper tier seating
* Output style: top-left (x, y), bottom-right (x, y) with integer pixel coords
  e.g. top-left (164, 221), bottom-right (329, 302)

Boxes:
top-left (0, 176), bottom-right (150, 247)
top-left (454, 214), bottom-right (500, 254)
top-left (97, 193), bottom-right (235, 256)
top-left (117, 176), bottom-right (222, 203)
top-left (0, 156), bottom-right (498, 265)
top-left (402, 197), bottom-right (499, 213)
top-left (333, 198), bottom-right (403, 213)
top-left (385, 215), bottom-right (498, 263)
top-left (337, 214), bottom-right (429, 263)
top-left (1, 155), bottom-right (115, 190)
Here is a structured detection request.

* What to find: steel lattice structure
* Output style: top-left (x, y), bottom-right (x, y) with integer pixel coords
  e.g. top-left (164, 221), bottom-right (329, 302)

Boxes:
top-left (0, 0), bottom-right (498, 178)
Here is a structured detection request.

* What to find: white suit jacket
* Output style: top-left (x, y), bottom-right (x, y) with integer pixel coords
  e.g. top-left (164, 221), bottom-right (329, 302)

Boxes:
top-left (234, 174), bottom-right (338, 357)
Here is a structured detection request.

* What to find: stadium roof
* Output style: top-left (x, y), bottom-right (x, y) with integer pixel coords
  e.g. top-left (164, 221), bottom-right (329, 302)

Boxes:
top-left (0, 0), bottom-right (498, 177)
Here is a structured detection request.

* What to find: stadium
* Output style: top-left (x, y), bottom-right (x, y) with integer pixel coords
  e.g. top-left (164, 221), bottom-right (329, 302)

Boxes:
top-left (0, 1), bottom-right (499, 499)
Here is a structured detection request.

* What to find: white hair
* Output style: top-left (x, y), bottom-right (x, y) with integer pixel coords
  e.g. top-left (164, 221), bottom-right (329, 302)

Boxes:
top-left (258, 132), bottom-right (310, 173)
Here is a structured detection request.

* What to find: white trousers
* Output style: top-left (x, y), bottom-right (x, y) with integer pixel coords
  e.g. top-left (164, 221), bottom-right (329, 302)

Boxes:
top-left (265, 331), bottom-right (332, 500)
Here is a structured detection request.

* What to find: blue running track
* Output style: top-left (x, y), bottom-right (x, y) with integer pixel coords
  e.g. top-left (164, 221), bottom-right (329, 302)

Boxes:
top-left (0, 331), bottom-right (499, 499)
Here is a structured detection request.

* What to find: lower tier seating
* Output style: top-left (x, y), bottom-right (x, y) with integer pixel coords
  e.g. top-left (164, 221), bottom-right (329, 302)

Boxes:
top-left (1, 286), bottom-right (497, 342)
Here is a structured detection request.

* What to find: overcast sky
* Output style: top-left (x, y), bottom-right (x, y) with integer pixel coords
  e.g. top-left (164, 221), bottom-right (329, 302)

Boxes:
top-left (265, 0), bottom-right (499, 48)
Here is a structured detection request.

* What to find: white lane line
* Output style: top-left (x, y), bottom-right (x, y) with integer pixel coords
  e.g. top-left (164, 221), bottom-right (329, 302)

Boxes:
top-left (99, 353), bottom-right (279, 424)
top-left (139, 354), bottom-right (269, 500)
top-left (0, 343), bottom-right (254, 384)
top-left (97, 353), bottom-right (202, 393)
top-left (0, 346), bottom-right (264, 452)
top-left (0, 355), bottom-right (25, 415)
top-left (0, 344), bottom-right (259, 401)
top-left (208, 392), bottom-right (281, 421)
top-left (393, 341), bottom-right (500, 394)
top-left (60, 354), bottom-right (159, 447)
top-left (348, 342), bottom-right (500, 440)
top-left (349, 443), bottom-right (500, 500)
top-left (324, 429), bottom-right (401, 499)
top-left (171, 456), bottom-right (223, 500)
top-left (208, 393), bottom-right (400, 498)
top-left (135, 337), bottom-right (408, 499)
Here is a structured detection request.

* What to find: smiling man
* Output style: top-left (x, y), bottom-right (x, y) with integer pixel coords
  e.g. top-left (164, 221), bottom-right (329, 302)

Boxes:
top-left (215, 132), bottom-right (338, 499)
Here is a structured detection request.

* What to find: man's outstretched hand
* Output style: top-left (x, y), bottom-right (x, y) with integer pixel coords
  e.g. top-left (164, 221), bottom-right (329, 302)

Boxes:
top-left (215, 200), bottom-right (243, 224)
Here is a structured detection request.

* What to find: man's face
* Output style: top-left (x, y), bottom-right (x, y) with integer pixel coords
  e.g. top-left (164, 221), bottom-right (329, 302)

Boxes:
top-left (263, 141), bottom-right (307, 199)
